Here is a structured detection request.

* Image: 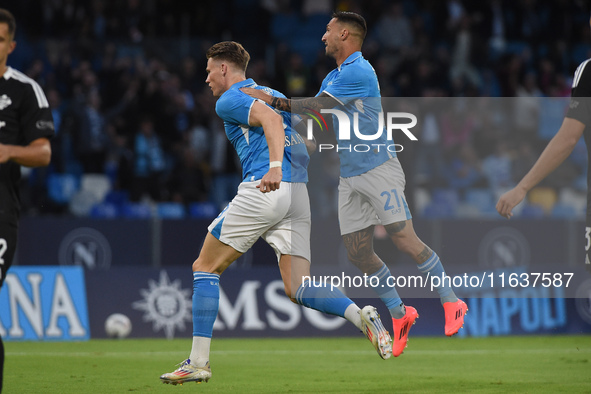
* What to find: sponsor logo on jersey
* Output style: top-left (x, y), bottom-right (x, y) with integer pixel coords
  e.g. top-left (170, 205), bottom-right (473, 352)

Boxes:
top-left (0, 94), bottom-right (11, 110)
top-left (36, 120), bottom-right (55, 130)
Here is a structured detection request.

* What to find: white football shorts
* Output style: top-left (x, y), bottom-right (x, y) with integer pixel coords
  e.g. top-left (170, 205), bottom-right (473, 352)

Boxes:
top-left (208, 181), bottom-right (311, 262)
top-left (338, 157), bottom-right (412, 235)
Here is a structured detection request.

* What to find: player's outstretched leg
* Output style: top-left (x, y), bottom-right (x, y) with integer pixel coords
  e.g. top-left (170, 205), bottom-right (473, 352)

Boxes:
top-left (416, 250), bottom-right (468, 335)
top-left (160, 360), bottom-right (212, 385)
top-left (443, 299), bottom-right (468, 336)
top-left (160, 271), bottom-right (219, 385)
top-left (391, 306), bottom-right (418, 357)
top-left (359, 306), bottom-right (393, 360)
top-left (366, 263), bottom-right (419, 356)
top-left (294, 279), bottom-right (391, 359)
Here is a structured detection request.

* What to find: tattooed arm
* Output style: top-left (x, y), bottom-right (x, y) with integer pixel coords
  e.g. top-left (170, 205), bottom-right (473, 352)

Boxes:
top-left (240, 88), bottom-right (339, 113)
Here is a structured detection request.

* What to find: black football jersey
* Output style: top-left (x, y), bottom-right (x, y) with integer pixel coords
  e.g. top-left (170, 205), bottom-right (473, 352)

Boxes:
top-left (0, 66), bottom-right (54, 224)
top-left (566, 59), bottom-right (591, 222)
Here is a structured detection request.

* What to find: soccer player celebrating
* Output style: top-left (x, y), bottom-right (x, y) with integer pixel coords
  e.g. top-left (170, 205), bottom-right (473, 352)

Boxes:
top-left (0, 8), bottom-right (54, 392)
top-left (497, 16), bottom-right (591, 275)
top-left (159, 41), bottom-right (392, 386)
top-left (242, 12), bottom-right (467, 357)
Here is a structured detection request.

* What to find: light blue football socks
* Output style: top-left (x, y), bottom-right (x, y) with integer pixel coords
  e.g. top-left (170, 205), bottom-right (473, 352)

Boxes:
top-left (295, 280), bottom-right (354, 317)
top-left (190, 271), bottom-right (221, 367)
top-left (417, 251), bottom-right (458, 304)
top-left (368, 263), bottom-right (406, 319)
top-left (192, 271), bottom-right (220, 338)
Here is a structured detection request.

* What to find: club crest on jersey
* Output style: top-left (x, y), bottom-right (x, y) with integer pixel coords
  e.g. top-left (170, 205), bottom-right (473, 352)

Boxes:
top-left (0, 94), bottom-right (12, 110)
top-left (0, 121), bottom-right (5, 130)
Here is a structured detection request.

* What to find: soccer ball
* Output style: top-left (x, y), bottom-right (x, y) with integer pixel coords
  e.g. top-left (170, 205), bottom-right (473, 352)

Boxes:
top-left (104, 313), bottom-right (132, 338)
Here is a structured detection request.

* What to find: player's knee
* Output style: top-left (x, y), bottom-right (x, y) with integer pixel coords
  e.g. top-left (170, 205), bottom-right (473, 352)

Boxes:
top-left (390, 234), bottom-right (413, 254)
top-left (390, 233), bottom-right (422, 256)
top-left (192, 258), bottom-right (223, 275)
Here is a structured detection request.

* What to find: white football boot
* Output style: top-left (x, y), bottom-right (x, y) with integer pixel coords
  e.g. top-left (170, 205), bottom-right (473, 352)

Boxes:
top-left (160, 359), bottom-right (212, 385)
top-left (360, 305), bottom-right (393, 360)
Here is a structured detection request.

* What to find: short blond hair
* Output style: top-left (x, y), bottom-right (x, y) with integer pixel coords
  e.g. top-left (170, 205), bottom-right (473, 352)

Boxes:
top-left (206, 41), bottom-right (250, 72)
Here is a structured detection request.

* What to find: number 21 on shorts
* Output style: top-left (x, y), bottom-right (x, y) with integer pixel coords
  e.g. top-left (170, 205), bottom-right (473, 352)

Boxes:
top-left (380, 189), bottom-right (402, 214)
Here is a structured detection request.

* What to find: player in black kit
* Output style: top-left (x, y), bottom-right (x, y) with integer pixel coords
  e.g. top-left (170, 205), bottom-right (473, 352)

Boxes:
top-left (0, 8), bottom-right (54, 392)
top-left (496, 16), bottom-right (591, 274)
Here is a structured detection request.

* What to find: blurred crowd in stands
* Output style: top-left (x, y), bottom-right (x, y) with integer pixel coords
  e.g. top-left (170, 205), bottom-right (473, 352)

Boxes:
top-left (6, 0), bottom-right (591, 219)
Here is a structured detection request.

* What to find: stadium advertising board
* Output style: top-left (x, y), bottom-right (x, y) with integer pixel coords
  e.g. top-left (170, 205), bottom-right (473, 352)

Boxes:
top-left (84, 266), bottom-right (591, 339)
top-left (85, 267), bottom-right (361, 339)
top-left (10, 218), bottom-right (591, 338)
top-left (16, 217), bottom-right (152, 269)
top-left (0, 266), bottom-right (90, 341)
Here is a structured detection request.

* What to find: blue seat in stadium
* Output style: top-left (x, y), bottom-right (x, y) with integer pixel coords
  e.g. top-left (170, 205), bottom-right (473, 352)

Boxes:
top-left (104, 190), bottom-right (130, 206)
top-left (120, 202), bottom-right (153, 218)
top-left (89, 202), bottom-right (119, 219)
top-left (47, 173), bottom-right (80, 204)
top-left (157, 202), bottom-right (186, 219)
top-left (551, 203), bottom-right (577, 219)
top-left (189, 202), bottom-right (218, 219)
top-left (300, 14), bottom-right (330, 37)
top-left (432, 188), bottom-right (460, 208)
top-left (422, 201), bottom-right (456, 218)
top-left (465, 189), bottom-right (493, 212)
top-left (288, 37), bottom-right (324, 66)
top-left (271, 13), bottom-right (300, 42)
top-left (519, 204), bottom-right (545, 219)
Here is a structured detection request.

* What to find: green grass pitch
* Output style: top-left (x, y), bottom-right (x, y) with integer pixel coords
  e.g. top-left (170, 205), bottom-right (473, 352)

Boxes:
top-left (4, 335), bottom-right (591, 393)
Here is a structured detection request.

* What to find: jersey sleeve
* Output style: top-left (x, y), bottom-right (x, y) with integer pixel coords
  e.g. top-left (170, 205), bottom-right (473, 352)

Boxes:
top-left (18, 83), bottom-right (54, 144)
top-left (320, 66), bottom-right (367, 105)
top-left (215, 90), bottom-right (256, 126)
top-left (566, 60), bottom-right (591, 127)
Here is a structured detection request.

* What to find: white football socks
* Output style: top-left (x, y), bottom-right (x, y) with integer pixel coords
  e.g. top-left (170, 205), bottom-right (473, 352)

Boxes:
top-left (344, 304), bottom-right (363, 330)
top-left (189, 336), bottom-right (211, 367)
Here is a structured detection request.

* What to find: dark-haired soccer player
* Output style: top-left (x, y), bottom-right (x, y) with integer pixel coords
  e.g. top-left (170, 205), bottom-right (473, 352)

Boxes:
top-left (242, 11), bottom-right (467, 357)
top-left (159, 41), bottom-right (392, 386)
top-left (497, 17), bottom-right (591, 275)
top-left (0, 8), bottom-right (53, 392)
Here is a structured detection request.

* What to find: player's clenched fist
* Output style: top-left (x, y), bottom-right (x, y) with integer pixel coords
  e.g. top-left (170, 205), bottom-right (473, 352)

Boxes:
top-left (257, 167), bottom-right (282, 193)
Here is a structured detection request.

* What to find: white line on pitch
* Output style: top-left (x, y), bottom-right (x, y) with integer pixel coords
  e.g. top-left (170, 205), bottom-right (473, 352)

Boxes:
top-left (7, 348), bottom-right (591, 357)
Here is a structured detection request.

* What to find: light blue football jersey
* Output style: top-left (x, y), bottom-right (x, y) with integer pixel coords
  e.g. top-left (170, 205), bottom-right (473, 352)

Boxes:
top-left (318, 51), bottom-right (393, 177)
top-left (216, 79), bottom-right (309, 183)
